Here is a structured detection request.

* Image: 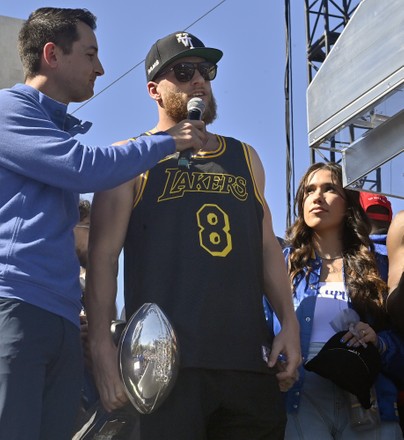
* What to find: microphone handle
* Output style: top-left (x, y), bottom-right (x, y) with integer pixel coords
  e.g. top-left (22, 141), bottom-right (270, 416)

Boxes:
top-left (178, 109), bottom-right (202, 169)
top-left (187, 109), bottom-right (202, 121)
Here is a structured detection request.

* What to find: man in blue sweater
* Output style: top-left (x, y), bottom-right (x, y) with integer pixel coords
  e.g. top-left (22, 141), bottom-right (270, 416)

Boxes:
top-left (0, 8), bottom-right (206, 440)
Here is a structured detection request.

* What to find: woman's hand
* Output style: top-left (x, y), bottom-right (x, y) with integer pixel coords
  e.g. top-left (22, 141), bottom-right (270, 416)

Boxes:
top-left (341, 321), bottom-right (378, 348)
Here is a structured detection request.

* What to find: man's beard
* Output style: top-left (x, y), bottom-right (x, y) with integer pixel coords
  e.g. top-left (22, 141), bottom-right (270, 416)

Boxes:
top-left (163, 91), bottom-right (217, 125)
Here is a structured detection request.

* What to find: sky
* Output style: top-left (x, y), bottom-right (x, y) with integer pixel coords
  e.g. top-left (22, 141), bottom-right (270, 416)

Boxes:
top-left (1, 0), bottom-right (314, 234)
top-left (2, 1), bottom-right (403, 311)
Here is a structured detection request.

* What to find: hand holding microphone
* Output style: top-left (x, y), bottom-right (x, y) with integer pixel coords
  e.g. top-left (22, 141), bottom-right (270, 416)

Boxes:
top-left (164, 98), bottom-right (206, 164)
top-left (178, 97), bottom-right (206, 168)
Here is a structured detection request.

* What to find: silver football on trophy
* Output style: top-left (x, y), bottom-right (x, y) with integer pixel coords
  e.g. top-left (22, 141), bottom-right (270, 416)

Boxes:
top-left (118, 303), bottom-right (180, 414)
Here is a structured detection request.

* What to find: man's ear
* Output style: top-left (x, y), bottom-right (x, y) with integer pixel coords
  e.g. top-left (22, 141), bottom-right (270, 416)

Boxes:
top-left (43, 42), bottom-right (59, 68)
top-left (147, 81), bottom-right (161, 102)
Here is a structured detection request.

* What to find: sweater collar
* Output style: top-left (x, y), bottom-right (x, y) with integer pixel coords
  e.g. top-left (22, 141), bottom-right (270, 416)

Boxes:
top-left (14, 83), bottom-right (92, 135)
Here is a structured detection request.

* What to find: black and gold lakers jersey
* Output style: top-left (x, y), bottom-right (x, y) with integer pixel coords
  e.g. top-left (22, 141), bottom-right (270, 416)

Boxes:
top-left (124, 135), bottom-right (273, 373)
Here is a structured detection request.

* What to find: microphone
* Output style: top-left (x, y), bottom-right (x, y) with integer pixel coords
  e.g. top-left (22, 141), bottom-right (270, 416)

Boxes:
top-left (178, 97), bottom-right (206, 169)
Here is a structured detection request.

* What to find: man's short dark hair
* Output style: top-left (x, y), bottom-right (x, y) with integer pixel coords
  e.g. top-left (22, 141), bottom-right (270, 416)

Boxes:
top-left (18, 7), bottom-right (97, 79)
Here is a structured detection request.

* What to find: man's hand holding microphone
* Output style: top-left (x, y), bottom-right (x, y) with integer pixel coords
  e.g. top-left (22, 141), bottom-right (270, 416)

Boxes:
top-left (166, 97), bottom-right (206, 162)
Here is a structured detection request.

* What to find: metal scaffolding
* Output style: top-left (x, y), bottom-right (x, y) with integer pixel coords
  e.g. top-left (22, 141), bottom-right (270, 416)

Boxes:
top-left (304, 0), bottom-right (365, 168)
top-left (304, 0), bottom-right (403, 199)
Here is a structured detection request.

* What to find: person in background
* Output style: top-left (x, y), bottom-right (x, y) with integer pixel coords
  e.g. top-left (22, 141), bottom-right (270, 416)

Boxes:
top-left (359, 192), bottom-right (392, 235)
top-left (359, 192), bottom-right (404, 433)
top-left (385, 210), bottom-right (404, 435)
top-left (0, 8), bottom-right (206, 440)
top-left (72, 199), bottom-right (123, 438)
top-left (86, 30), bottom-right (301, 439)
top-left (73, 199), bottom-right (101, 415)
top-left (386, 210), bottom-right (404, 335)
top-left (74, 199), bottom-right (91, 296)
top-left (359, 191), bottom-right (393, 282)
top-left (270, 162), bottom-right (403, 439)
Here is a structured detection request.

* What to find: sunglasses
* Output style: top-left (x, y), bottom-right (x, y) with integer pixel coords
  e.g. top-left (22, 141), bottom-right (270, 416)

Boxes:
top-left (159, 61), bottom-right (217, 82)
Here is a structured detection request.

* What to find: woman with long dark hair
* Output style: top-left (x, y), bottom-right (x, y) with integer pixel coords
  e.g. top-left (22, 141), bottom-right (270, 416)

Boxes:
top-left (270, 162), bottom-right (403, 439)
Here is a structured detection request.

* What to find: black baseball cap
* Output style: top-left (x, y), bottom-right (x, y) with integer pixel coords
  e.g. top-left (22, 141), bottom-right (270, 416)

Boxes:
top-left (304, 331), bottom-right (382, 409)
top-left (145, 31), bottom-right (223, 82)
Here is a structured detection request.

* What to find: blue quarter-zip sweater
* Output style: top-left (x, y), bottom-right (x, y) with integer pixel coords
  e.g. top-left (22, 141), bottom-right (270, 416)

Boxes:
top-left (0, 84), bottom-right (175, 327)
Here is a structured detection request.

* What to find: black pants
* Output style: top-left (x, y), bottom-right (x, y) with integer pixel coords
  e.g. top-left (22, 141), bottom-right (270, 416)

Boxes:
top-left (133, 368), bottom-right (286, 440)
top-left (0, 299), bottom-right (82, 440)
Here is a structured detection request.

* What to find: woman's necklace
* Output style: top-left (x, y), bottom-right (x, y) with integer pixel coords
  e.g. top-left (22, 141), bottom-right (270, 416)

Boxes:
top-left (321, 256), bottom-right (343, 274)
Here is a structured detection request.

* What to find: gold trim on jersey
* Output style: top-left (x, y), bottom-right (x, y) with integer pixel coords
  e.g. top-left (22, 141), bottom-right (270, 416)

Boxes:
top-left (242, 143), bottom-right (265, 208)
top-left (131, 129), bottom-right (175, 209)
top-left (142, 131), bottom-right (226, 162)
top-left (133, 171), bottom-right (148, 209)
top-left (194, 134), bottom-right (226, 159)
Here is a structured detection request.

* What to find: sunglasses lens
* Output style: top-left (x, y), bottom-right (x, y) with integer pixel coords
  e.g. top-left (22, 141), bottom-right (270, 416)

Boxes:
top-left (199, 62), bottom-right (217, 81)
top-left (173, 62), bottom-right (217, 82)
top-left (173, 63), bottom-right (195, 82)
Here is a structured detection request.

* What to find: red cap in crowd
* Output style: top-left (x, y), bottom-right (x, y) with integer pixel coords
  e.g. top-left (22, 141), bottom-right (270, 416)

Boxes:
top-left (359, 191), bottom-right (392, 222)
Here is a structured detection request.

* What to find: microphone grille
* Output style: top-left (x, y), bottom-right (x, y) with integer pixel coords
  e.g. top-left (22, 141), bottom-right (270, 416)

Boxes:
top-left (187, 97), bottom-right (205, 114)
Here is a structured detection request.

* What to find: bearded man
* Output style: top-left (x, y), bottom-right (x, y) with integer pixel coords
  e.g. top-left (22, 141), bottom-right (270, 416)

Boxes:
top-left (86, 31), bottom-right (301, 440)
